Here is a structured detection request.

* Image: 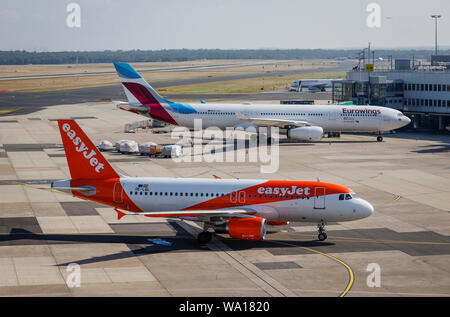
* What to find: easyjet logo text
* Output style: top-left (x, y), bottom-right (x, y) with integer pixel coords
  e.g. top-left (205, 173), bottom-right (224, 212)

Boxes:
top-left (62, 123), bottom-right (104, 173)
top-left (257, 186), bottom-right (310, 196)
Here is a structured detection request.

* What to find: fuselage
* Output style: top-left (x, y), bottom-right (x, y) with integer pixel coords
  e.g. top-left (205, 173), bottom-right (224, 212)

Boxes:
top-left (149, 103), bottom-right (410, 133)
top-left (60, 177), bottom-right (374, 223)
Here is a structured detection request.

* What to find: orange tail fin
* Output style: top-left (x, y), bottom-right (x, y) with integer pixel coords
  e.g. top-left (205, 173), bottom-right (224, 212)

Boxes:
top-left (57, 120), bottom-right (118, 180)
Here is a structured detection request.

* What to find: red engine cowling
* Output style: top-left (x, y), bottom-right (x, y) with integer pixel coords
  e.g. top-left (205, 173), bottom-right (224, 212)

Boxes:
top-left (228, 217), bottom-right (266, 240)
top-left (267, 221), bottom-right (289, 226)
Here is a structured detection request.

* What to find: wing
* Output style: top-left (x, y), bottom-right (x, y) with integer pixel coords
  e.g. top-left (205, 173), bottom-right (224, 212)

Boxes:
top-left (236, 112), bottom-right (310, 128)
top-left (115, 208), bottom-right (256, 221)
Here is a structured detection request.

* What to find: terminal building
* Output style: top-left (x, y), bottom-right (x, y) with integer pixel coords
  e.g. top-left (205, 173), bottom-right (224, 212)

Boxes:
top-left (332, 56), bottom-right (450, 131)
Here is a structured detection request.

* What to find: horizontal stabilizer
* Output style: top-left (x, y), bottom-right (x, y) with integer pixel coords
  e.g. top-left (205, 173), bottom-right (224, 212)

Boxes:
top-left (114, 101), bottom-right (149, 113)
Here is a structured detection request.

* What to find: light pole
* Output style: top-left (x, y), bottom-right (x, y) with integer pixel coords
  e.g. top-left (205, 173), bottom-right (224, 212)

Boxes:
top-left (430, 15), bottom-right (441, 55)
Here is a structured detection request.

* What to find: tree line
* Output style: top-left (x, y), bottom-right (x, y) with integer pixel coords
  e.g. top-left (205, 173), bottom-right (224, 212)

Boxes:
top-left (0, 49), bottom-right (447, 65)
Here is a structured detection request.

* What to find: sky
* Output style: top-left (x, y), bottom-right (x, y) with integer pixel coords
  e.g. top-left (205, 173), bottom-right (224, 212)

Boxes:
top-left (0, 0), bottom-right (449, 51)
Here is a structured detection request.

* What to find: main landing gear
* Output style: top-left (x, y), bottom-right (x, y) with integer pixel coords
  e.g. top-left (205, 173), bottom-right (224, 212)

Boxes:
top-left (377, 132), bottom-right (383, 142)
top-left (317, 221), bottom-right (327, 241)
top-left (197, 231), bottom-right (212, 244)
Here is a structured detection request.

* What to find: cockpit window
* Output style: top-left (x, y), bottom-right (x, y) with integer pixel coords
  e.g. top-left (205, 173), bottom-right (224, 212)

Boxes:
top-left (351, 193), bottom-right (359, 198)
top-left (345, 194), bottom-right (352, 200)
top-left (339, 194), bottom-right (345, 200)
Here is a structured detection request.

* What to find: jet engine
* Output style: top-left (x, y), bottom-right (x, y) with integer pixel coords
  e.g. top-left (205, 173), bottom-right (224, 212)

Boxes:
top-left (287, 126), bottom-right (323, 141)
top-left (215, 217), bottom-right (266, 240)
top-left (267, 221), bottom-right (289, 226)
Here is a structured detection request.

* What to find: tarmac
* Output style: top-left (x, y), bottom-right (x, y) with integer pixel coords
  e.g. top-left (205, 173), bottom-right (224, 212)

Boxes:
top-left (0, 102), bottom-right (449, 297)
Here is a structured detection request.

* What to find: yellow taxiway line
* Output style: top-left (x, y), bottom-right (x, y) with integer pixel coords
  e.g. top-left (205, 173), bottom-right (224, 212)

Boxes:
top-left (267, 239), bottom-right (354, 297)
top-left (286, 232), bottom-right (450, 246)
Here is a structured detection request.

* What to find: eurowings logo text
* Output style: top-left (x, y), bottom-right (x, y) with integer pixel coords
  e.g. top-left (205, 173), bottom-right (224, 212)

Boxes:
top-left (62, 123), bottom-right (105, 173)
top-left (342, 108), bottom-right (381, 115)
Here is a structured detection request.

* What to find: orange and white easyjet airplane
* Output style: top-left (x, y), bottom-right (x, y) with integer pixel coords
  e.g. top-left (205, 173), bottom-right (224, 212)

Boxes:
top-left (51, 119), bottom-right (373, 244)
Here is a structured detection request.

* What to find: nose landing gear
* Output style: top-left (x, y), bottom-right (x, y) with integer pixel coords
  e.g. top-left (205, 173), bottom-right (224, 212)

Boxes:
top-left (317, 221), bottom-right (327, 241)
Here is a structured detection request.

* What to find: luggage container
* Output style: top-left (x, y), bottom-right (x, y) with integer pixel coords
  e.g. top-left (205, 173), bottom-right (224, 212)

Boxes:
top-left (98, 140), bottom-right (114, 151)
top-left (139, 142), bottom-right (158, 156)
top-left (162, 145), bottom-right (182, 158)
top-left (115, 140), bottom-right (129, 152)
top-left (117, 140), bottom-right (139, 154)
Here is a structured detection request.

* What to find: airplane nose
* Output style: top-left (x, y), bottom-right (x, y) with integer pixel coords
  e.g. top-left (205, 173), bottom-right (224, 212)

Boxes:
top-left (359, 199), bottom-right (374, 218)
top-left (404, 117), bottom-right (411, 125)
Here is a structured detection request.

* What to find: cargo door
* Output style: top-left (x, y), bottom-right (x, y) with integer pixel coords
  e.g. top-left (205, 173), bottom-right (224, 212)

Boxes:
top-left (314, 187), bottom-right (326, 209)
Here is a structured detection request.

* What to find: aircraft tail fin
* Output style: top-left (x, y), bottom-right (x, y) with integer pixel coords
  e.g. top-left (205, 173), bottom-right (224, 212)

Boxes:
top-left (113, 62), bottom-right (165, 105)
top-left (57, 120), bottom-right (119, 180)
top-left (113, 63), bottom-right (178, 125)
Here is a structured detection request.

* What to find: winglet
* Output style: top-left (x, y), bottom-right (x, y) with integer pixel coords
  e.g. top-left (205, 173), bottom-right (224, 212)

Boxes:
top-left (115, 208), bottom-right (126, 220)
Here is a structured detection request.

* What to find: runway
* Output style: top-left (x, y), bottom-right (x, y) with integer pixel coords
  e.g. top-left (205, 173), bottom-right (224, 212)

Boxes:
top-left (0, 63), bottom-right (345, 111)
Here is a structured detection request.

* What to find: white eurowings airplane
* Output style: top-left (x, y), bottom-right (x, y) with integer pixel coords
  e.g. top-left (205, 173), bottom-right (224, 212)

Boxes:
top-left (52, 119), bottom-right (373, 243)
top-left (113, 63), bottom-right (410, 142)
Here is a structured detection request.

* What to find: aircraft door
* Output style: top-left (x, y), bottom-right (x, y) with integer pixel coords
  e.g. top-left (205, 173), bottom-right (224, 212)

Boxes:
top-left (238, 191), bottom-right (246, 204)
top-left (113, 182), bottom-right (124, 203)
top-left (230, 192), bottom-right (237, 203)
top-left (314, 187), bottom-right (326, 209)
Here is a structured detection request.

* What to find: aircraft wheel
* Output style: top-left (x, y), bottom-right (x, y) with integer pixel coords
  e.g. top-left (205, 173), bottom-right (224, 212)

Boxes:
top-left (377, 136), bottom-right (383, 142)
top-left (198, 231), bottom-right (212, 244)
top-left (318, 232), bottom-right (327, 241)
